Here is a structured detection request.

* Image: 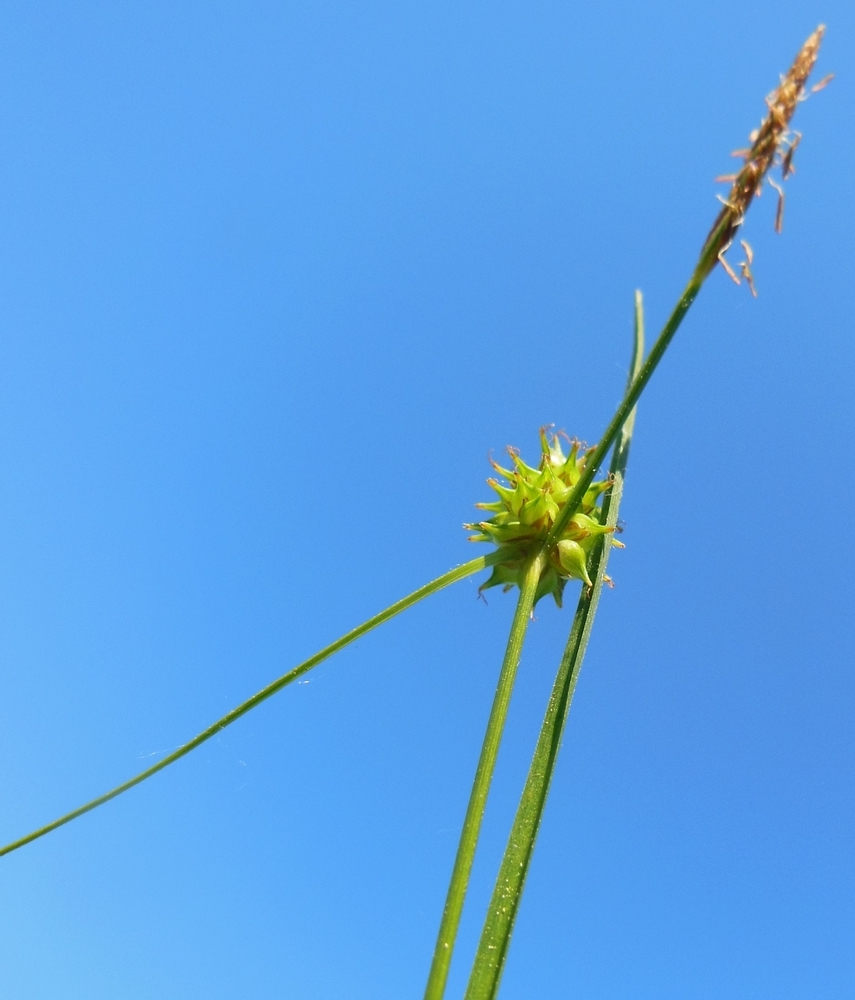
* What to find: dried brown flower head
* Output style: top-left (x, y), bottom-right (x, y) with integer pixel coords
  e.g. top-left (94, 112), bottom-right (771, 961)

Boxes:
top-left (698, 25), bottom-right (828, 288)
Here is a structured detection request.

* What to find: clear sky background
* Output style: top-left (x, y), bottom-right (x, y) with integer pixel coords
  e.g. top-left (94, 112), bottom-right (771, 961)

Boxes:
top-left (0, 3), bottom-right (852, 999)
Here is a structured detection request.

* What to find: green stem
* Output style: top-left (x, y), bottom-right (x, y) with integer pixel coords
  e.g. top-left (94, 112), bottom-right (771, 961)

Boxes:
top-left (546, 268), bottom-right (704, 547)
top-left (0, 554), bottom-right (495, 859)
top-left (423, 546), bottom-right (548, 1000)
top-left (464, 293), bottom-right (644, 1000)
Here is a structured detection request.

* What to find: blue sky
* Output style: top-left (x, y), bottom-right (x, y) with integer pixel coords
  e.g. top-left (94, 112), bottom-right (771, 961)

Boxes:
top-left (0, 3), bottom-right (852, 998)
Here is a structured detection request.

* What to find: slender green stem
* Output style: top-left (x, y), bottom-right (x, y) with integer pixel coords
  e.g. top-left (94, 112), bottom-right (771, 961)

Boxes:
top-left (546, 268), bottom-right (704, 547)
top-left (0, 554), bottom-right (495, 859)
top-left (423, 546), bottom-right (548, 1000)
top-left (464, 294), bottom-right (644, 1000)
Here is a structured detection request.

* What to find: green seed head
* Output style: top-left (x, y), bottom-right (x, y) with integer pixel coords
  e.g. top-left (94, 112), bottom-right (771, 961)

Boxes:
top-left (465, 428), bottom-right (617, 606)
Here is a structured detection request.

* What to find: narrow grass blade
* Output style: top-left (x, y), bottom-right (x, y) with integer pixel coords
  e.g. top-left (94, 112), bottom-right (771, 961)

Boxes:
top-left (423, 546), bottom-right (548, 1000)
top-left (464, 293), bottom-right (645, 1000)
top-left (0, 554), bottom-right (495, 858)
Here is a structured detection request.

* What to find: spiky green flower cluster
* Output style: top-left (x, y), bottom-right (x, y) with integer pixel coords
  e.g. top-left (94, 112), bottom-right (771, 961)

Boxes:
top-left (466, 428), bottom-right (621, 607)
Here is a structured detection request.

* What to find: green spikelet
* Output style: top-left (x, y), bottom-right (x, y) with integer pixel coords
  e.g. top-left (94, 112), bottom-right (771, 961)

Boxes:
top-left (465, 428), bottom-right (619, 606)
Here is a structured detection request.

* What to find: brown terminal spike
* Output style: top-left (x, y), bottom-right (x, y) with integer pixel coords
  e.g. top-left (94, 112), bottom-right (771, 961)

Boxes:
top-left (699, 26), bottom-right (826, 282)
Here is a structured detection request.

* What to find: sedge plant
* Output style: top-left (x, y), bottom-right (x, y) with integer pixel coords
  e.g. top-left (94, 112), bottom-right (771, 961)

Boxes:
top-left (0, 24), bottom-right (829, 1000)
